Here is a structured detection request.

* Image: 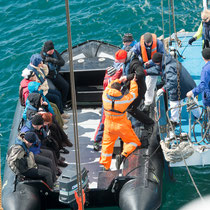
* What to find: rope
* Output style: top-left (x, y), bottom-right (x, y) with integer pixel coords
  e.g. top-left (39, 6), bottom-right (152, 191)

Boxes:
top-left (65, 1), bottom-right (84, 209)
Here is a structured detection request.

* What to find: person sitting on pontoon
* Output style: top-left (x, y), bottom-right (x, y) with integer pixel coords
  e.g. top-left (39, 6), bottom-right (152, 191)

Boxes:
top-left (153, 52), bottom-right (201, 127)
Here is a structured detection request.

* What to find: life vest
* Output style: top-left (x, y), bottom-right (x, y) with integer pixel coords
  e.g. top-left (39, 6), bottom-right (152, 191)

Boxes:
top-left (43, 51), bottom-right (58, 77)
top-left (140, 33), bottom-right (157, 62)
top-left (104, 94), bottom-right (126, 114)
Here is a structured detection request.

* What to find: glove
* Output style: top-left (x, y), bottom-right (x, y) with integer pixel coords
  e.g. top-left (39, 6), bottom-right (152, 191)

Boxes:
top-left (45, 56), bottom-right (57, 63)
top-left (188, 37), bottom-right (196, 45)
top-left (156, 88), bottom-right (164, 97)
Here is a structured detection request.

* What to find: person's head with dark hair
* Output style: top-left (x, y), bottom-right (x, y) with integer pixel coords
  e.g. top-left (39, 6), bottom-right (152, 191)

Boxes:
top-left (111, 82), bottom-right (121, 91)
top-left (43, 40), bottom-right (55, 55)
top-left (202, 48), bottom-right (210, 61)
top-left (152, 52), bottom-right (163, 64)
top-left (31, 114), bottom-right (44, 130)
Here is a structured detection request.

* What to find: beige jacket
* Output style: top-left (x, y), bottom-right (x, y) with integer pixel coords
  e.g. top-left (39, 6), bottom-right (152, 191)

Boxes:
top-left (30, 63), bottom-right (49, 96)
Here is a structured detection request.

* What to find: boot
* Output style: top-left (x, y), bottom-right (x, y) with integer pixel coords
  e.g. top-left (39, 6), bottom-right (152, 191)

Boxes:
top-left (62, 113), bottom-right (71, 119)
top-left (115, 154), bottom-right (125, 170)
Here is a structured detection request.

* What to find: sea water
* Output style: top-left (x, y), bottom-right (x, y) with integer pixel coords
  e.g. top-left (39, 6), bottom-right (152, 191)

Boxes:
top-left (1, 0), bottom-right (209, 209)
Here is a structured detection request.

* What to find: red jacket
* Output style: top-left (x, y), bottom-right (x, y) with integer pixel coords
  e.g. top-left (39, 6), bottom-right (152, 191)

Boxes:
top-left (103, 68), bottom-right (123, 90)
top-left (20, 79), bottom-right (33, 104)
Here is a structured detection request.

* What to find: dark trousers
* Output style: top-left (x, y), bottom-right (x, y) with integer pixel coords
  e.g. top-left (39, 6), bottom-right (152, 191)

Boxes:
top-left (22, 164), bottom-right (54, 188)
top-left (34, 149), bottom-right (57, 182)
top-left (51, 74), bottom-right (69, 105)
top-left (127, 96), bottom-right (154, 125)
top-left (46, 89), bottom-right (64, 114)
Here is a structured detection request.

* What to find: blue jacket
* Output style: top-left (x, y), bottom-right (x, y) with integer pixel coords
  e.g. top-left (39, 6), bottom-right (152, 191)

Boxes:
top-left (131, 39), bottom-right (164, 67)
top-left (192, 61), bottom-right (210, 106)
top-left (20, 121), bottom-right (41, 155)
top-left (122, 40), bottom-right (137, 50)
top-left (25, 81), bottom-right (54, 116)
top-left (161, 54), bottom-right (196, 101)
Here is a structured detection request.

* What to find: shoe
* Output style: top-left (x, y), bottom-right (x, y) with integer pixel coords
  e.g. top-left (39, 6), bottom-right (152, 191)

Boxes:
top-left (93, 142), bottom-right (100, 151)
top-left (65, 140), bottom-right (73, 147)
top-left (63, 119), bottom-right (69, 124)
top-left (115, 154), bottom-right (125, 170)
top-left (142, 105), bottom-right (150, 112)
top-left (58, 160), bottom-right (68, 167)
top-left (60, 147), bottom-right (69, 154)
top-left (63, 124), bottom-right (68, 130)
top-left (170, 121), bottom-right (179, 128)
top-left (63, 104), bottom-right (71, 111)
top-left (103, 167), bottom-right (111, 171)
top-left (59, 156), bottom-right (65, 161)
top-left (62, 113), bottom-right (71, 119)
top-left (56, 167), bottom-right (62, 176)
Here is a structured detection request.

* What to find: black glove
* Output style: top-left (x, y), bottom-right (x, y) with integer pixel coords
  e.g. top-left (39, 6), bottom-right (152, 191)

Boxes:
top-left (188, 37), bottom-right (196, 45)
top-left (45, 56), bottom-right (57, 63)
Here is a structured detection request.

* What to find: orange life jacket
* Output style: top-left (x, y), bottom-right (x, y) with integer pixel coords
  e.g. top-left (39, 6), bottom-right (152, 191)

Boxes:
top-left (140, 34), bottom-right (157, 62)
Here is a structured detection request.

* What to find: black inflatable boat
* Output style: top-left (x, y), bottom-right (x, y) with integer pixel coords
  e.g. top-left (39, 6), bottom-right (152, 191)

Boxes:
top-left (2, 40), bottom-right (163, 210)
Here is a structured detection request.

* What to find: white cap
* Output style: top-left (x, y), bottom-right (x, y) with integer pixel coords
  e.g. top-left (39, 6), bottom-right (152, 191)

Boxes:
top-left (21, 68), bottom-right (33, 79)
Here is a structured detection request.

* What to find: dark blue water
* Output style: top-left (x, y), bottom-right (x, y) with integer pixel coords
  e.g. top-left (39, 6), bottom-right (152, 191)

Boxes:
top-left (1, 0), bottom-right (210, 209)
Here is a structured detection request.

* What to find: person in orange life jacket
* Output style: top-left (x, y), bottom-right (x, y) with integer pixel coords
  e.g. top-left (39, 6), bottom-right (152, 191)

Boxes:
top-left (122, 33), bottom-right (137, 50)
top-left (99, 76), bottom-right (141, 170)
top-left (115, 49), bottom-right (154, 129)
top-left (41, 40), bottom-right (70, 109)
top-left (153, 52), bottom-right (201, 125)
top-left (131, 32), bottom-right (165, 112)
top-left (93, 66), bottom-right (123, 151)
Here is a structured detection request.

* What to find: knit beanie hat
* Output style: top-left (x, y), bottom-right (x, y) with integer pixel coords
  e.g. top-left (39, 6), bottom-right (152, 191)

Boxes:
top-left (123, 33), bottom-right (134, 42)
top-left (31, 114), bottom-right (44, 126)
top-left (21, 68), bottom-right (33, 79)
top-left (115, 50), bottom-right (127, 60)
top-left (44, 40), bottom-right (54, 52)
top-left (144, 32), bottom-right (153, 43)
top-left (202, 48), bottom-right (210, 60)
top-left (24, 132), bottom-right (38, 143)
top-left (30, 54), bottom-right (43, 67)
top-left (152, 52), bottom-right (163, 63)
top-left (107, 66), bottom-right (117, 76)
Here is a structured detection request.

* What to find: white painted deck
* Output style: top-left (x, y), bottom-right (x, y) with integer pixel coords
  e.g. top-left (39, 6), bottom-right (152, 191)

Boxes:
top-left (62, 107), bottom-right (118, 189)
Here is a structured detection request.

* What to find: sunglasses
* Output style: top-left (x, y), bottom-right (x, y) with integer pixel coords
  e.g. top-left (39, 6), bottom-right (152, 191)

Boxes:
top-left (202, 18), bottom-right (208, 22)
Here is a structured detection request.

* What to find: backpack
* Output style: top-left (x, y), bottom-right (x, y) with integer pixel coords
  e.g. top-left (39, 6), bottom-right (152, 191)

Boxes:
top-left (19, 85), bottom-right (25, 107)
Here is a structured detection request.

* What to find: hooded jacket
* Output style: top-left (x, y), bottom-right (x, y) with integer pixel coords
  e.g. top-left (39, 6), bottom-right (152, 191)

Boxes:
top-left (20, 78), bottom-right (33, 105)
top-left (7, 134), bottom-right (37, 175)
top-left (160, 54), bottom-right (196, 101)
top-left (192, 61), bottom-right (210, 106)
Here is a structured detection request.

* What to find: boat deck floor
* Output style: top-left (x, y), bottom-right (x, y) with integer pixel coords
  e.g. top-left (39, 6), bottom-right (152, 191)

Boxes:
top-left (61, 107), bottom-right (118, 189)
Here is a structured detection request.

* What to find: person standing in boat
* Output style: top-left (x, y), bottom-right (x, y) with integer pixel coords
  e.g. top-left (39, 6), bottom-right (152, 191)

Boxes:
top-left (99, 76), bottom-right (141, 171)
top-left (131, 32), bottom-right (164, 112)
top-left (115, 49), bottom-right (154, 129)
top-left (153, 52), bottom-right (201, 126)
top-left (186, 48), bottom-right (210, 107)
top-left (7, 132), bottom-right (55, 188)
top-left (188, 9), bottom-right (210, 49)
top-left (41, 40), bottom-right (70, 110)
top-left (122, 33), bottom-right (137, 50)
top-left (93, 66), bottom-right (123, 151)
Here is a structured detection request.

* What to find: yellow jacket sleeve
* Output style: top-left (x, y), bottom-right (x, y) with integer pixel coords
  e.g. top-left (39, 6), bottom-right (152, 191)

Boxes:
top-left (194, 22), bottom-right (203, 40)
